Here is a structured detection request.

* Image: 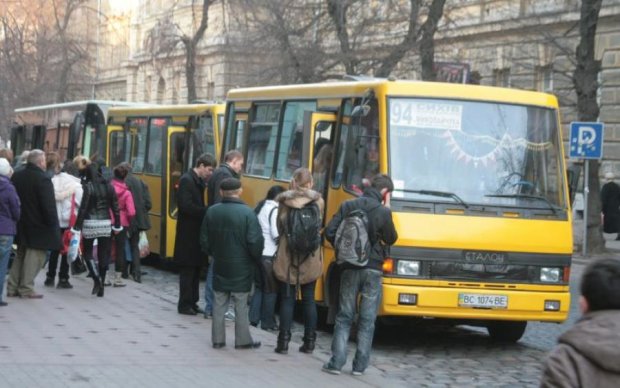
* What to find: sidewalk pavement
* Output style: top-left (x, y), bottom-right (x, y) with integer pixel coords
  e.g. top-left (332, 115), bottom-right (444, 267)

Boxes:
top-left (0, 272), bottom-right (387, 388)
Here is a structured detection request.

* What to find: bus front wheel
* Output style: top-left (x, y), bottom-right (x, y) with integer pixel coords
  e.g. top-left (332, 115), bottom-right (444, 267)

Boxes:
top-left (486, 321), bottom-right (527, 343)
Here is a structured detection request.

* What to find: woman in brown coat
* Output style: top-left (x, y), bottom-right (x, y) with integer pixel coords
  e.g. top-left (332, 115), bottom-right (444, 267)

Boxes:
top-left (273, 167), bottom-right (324, 355)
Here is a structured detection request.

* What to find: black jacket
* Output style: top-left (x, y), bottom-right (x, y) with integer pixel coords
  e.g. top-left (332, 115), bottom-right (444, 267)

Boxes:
top-left (207, 164), bottom-right (239, 207)
top-left (601, 181), bottom-right (620, 234)
top-left (325, 187), bottom-right (398, 271)
top-left (11, 163), bottom-right (62, 250)
top-left (74, 180), bottom-right (121, 230)
top-left (125, 173), bottom-right (152, 233)
top-left (174, 169), bottom-right (207, 267)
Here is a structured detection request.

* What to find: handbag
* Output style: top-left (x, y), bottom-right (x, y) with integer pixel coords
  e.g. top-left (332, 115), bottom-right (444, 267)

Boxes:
top-left (60, 193), bottom-right (77, 255)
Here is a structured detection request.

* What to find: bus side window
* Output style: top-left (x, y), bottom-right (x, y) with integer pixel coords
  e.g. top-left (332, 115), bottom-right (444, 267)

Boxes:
top-left (334, 98), bottom-right (380, 193)
top-left (247, 103), bottom-right (279, 177)
top-left (145, 118), bottom-right (166, 175)
top-left (129, 118), bottom-right (147, 173)
top-left (109, 131), bottom-right (126, 167)
top-left (276, 101), bottom-right (317, 180)
top-left (198, 114), bottom-right (216, 158)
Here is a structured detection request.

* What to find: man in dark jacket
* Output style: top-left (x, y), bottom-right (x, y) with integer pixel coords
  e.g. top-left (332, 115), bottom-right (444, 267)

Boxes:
top-left (322, 174), bottom-right (398, 376)
top-left (200, 178), bottom-right (264, 349)
top-left (174, 153), bottom-right (216, 315)
top-left (540, 258), bottom-right (620, 387)
top-left (207, 149), bottom-right (244, 207)
top-left (124, 163), bottom-right (152, 282)
top-left (203, 149), bottom-right (244, 317)
top-left (7, 150), bottom-right (62, 299)
top-left (601, 172), bottom-right (620, 240)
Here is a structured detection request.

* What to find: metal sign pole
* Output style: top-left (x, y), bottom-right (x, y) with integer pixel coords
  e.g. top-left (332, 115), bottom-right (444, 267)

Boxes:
top-left (582, 161), bottom-right (589, 256)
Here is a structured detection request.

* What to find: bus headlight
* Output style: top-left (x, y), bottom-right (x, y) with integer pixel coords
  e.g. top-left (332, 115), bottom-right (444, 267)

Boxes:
top-left (396, 260), bottom-right (420, 276)
top-left (540, 267), bottom-right (561, 283)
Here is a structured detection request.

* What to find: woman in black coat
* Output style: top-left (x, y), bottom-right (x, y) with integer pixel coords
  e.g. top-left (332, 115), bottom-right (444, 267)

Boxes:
top-left (73, 162), bottom-right (121, 297)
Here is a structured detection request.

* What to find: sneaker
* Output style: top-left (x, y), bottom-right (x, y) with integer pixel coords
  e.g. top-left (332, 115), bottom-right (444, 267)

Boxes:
top-left (352, 370), bottom-right (364, 376)
top-left (113, 280), bottom-right (126, 288)
top-left (322, 364), bottom-right (341, 375)
top-left (56, 280), bottom-right (73, 289)
top-left (44, 277), bottom-right (54, 287)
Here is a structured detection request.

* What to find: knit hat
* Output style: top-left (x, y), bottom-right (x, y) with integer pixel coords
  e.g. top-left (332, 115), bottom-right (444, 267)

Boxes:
top-left (605, 172), bottom-right (615, 181)
top-left (0, 158), bottom-right (12, 177)
top-left (220, 178), bottom-right (241, 191)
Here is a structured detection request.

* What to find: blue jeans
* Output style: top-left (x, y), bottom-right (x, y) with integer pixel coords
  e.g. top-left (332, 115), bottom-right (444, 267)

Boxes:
top-left (279, 280), bottom-right (316, 333)
top-left (0, 235), bottom-right (14, 303)
top-left (249, 288), bottom-right (278, 329)
top-left (203, 259), bottom-right (214, 314)
top-left (326, 269), bottom-right (382, 373)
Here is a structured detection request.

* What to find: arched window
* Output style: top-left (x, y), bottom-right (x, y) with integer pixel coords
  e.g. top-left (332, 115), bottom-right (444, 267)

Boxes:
top-left (157, 77), bottom-right (166, 104)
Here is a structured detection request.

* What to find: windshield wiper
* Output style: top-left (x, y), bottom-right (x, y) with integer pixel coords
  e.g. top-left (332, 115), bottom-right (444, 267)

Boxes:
top-left (397, 189), bottom-right (469, 208)
top-left (484, 194), bottom-right (559, 214)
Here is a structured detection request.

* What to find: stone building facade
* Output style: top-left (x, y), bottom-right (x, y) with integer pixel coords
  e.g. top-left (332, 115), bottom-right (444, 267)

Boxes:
top-left (95, 0), bottom-right (620, 174)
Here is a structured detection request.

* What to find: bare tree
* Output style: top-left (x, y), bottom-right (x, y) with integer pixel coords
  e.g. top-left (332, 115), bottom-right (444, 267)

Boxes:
top-left (180, 0), bottom-right (212, 102)
top-left (327, 0), bottom-right (447, 79)
top-left (573, 0), bottom-right (605, 253)
top-left (52, 0), bottom-right (89, 102)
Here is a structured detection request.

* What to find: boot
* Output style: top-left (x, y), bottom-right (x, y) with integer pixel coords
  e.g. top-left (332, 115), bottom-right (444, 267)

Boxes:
top-left (86, 260), bottom-right (101, 295)
top-left (98, 270), bottom-right (106, 297)
top-left (113, 272), bottom-right (126, 287)
top-left (299, 330), bottom-right (316, 354)
top-left (121, 261), bottom-right (129, 279)
top-left (274, 331), bottom-right (291, 354)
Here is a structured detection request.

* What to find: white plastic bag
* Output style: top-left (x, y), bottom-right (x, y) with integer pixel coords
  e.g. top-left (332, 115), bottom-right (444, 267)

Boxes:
top-left (67, 230), bottom-right (81, 263)
top-left (138, 231), bottom-right (150, 258)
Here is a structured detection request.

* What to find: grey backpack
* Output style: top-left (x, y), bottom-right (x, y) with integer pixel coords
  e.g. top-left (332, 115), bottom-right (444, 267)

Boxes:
top-left (334, 208), bottom-right (374, 266)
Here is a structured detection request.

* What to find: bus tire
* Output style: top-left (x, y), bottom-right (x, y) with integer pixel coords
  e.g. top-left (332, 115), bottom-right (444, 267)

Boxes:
top-left (486, 321), bottom-right (527, 343)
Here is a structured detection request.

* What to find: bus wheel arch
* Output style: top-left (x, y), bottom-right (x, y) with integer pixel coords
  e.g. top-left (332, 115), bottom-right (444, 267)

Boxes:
top-left (486, 320), bottom-right (527, 343)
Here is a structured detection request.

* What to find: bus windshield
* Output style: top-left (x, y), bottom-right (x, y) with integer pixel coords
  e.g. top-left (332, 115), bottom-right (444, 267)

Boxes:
top-left (388, 97), bottom-right (567, 211)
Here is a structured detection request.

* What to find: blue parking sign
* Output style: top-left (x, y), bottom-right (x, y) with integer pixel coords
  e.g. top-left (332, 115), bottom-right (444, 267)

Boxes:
top-left (569, 122), bottom-right (604, 159)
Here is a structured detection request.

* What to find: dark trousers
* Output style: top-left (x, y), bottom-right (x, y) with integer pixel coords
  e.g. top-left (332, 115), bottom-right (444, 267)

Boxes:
top-left (178, 265), bottom-right (201, 311)
top-left (83, 237), bottom-right (111, 271)
top-left (47, 228), bottom-right (69, 280)
top-left (278, 280), bottom-right (317, 333)
top-left (113, 229), bottom-right (128, 273)
top-left (128, 230), bottom-right (142, 277)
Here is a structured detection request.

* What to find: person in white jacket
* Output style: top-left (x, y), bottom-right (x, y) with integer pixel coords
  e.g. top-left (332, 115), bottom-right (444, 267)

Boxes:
top-left (249, 185), bottom-right (285, 331)
top-left (45, 155), bottom-right (83, 289)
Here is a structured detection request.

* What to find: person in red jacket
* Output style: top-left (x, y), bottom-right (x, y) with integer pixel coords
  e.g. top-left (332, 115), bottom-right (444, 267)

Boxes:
top-left (110, 163), bottom-right (136, 287)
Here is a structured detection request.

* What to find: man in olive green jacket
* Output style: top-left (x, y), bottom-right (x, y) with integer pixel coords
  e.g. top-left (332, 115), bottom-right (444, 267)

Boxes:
top-left (200, 178), bottom-right (264, 350)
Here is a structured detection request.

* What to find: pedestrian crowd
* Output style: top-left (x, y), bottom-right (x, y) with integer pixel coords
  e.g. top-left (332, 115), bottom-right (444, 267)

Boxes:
top-left (171, 149), bottom-right (398, 376)
top-left (2, 146), bottom-right (620, 383)
top-left (0, 148), bottom-right (151, 304)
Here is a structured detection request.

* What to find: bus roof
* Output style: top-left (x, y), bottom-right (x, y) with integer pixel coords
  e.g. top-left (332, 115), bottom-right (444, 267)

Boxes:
top-left (107, 103), bottom-right (226, 118)
top-left (226, 80), bottom-right (559, 108)
top-left (14, 100), bottom-right (148, 113)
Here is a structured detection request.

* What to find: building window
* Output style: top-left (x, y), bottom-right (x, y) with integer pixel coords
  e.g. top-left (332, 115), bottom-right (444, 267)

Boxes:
top-left (535, 66), bottom-right (553, 92)
top-left (493, 68), bottom-right (511, 87)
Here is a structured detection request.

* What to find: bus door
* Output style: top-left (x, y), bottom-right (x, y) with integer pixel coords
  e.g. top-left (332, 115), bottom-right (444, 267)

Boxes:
top-left (68, 112), bottom-right (85, 160)
top-left (165, 120), bottom-right (192, 259)
top-left (303, 111), bottom-right (336, 304)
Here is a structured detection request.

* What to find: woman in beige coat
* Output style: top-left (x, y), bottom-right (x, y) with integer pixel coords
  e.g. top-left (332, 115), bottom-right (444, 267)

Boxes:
top-left (273, 167), bottom-right (324, 355)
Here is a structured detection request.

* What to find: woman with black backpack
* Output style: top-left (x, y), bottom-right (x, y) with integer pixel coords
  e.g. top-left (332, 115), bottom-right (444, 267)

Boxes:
top-left (272, 167), bottom-right (324, 355)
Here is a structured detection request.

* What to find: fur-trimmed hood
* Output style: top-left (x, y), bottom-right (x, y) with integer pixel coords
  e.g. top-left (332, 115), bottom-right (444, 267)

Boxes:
top-left (276, 188), bottom-right (322, 209)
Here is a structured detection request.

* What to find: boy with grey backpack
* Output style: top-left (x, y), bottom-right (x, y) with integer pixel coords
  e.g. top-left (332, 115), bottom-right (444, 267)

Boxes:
top-left (323, 174), bottom-right (398, 376)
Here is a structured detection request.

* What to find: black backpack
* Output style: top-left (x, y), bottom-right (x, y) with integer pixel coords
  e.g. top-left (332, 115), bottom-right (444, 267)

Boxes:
top-left (286, 201), bottom-right (322, 261)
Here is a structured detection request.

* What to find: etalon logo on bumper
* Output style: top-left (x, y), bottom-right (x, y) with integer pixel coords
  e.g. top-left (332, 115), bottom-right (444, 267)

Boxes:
top-left (463, 251), bottom-right (507, 264)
